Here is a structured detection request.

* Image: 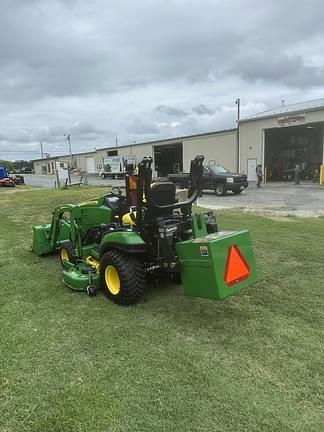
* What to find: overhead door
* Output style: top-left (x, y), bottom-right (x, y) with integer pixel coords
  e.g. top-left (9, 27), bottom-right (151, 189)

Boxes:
top-left (86, 157), bottom-right (95, 173)
top-left (264, 124), bottom-right (323, 181)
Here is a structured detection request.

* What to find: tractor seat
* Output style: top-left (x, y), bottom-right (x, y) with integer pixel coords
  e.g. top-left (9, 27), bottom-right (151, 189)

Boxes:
top-left (149, 182), bottom-right (177, 207)
top-left (104, 194), bottom-right (128, 219)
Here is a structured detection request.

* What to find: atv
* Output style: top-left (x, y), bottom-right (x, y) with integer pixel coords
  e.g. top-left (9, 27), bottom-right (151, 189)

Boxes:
top-left (32, 155), bottom-right (257, 305)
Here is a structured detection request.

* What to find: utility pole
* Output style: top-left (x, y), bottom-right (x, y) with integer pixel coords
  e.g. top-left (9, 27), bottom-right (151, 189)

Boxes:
top-left (115, 137), bottom-right (118, 147)
top-left (235, 98), bottom-right (240, 171)
top-left (64, 134), bottom-right (72, 168)
top-left (40, 141), bottom-right (44, 159)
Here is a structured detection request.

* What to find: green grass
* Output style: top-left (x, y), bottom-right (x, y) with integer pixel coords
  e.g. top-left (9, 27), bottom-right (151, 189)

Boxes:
top-left (0, 187), bottom-right (323, 432)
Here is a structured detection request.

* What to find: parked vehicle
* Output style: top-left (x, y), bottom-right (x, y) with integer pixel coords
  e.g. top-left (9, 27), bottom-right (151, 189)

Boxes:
top-left (12, 174), bottom-right (25, 185)
top-left (21, 167), bottom-right (33, 174)
top-left (167, 164), bottom-right (248, 196)
top-left (99, 155), bottom-right (137, 179)
top-left (0, 166), bottom-right (15, 187)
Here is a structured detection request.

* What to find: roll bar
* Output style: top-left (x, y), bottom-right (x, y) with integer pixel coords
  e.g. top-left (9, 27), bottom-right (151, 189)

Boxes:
top-left (137, 155), bottom-right (204, 211)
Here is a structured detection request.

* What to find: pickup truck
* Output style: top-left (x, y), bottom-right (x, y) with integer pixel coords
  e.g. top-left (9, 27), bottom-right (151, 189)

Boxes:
top-left (167, 165), bottom-right (248, 196)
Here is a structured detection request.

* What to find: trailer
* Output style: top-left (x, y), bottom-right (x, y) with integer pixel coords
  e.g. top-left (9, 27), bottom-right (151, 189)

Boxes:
top-left (99, 155), bottom-right (136, 179)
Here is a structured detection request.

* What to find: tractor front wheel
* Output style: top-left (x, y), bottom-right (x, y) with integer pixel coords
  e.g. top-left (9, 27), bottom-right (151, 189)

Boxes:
top-left (100, 250), bottom-right (146, 305)
top-left (59, 240), bottom-right (75, 268)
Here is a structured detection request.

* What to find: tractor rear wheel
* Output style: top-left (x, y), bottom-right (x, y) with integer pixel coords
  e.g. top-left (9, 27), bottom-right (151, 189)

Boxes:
top-left (59, 240), bottom-right (75, 268)
top-left (100, 250), bottom-right (146, 305)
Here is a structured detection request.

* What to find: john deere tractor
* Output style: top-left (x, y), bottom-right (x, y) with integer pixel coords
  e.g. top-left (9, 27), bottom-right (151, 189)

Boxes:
top-left (32, 155), bottom-right (257, 305)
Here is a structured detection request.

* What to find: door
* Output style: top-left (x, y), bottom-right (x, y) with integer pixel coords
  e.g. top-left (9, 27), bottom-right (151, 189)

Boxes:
top-left (203, 166), bottom-right (214, 188)
top-left (247, 158), bottom-right (257, 181)
top-left (86, 157), bottom-right (95, 173)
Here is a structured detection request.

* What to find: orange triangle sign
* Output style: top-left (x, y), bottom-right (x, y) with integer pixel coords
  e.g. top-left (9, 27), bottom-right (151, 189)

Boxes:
top-left (224, 245), bottom-right (250, 287)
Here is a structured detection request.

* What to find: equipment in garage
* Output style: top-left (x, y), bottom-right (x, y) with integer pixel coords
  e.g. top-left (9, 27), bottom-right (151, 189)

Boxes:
top-left (264, 124), bottom-right (323, 181)
top-left (32, 155), bottom-right (257, 305)
top-left (154, 143), bottom-right (183, 177)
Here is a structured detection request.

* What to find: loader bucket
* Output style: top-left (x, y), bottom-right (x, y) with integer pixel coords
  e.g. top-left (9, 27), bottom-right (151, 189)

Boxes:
top-left (32, 224), bottom-right (52, 256)
top-left (176, 230), bottom-right (257, 300)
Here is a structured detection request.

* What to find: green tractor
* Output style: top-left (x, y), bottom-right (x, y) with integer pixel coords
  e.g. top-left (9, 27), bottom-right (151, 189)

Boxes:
top-left (32, 155), bottom-right (257, 305)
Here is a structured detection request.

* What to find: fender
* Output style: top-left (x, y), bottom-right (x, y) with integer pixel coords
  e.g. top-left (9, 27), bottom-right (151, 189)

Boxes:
top-left (99, 231), bottom-right (146, 256)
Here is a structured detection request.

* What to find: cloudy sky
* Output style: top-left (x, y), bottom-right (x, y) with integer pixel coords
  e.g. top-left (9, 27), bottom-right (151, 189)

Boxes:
top-left (0, 0), bottom-right (323, 160)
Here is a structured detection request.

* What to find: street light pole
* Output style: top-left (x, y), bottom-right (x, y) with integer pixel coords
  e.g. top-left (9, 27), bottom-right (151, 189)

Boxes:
top-left (64, 134), bottom-right (72, 168)
top-left (235, 98), bottom-right (240, 172)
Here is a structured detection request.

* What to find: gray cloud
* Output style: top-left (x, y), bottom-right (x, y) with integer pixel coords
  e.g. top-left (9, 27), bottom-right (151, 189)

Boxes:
top-left (155, 105), bottom-right (188, 117)
top-left (192, 104), bottom-right (214, 115)
top-left (126, 116), bottom-right (160, 135)
top-left (227, 52), bottom-right (324, 88)
top-left (0, 0), bottom-right (323, 159)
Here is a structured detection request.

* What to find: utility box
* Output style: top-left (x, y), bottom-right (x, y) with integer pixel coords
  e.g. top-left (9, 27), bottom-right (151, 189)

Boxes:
top-left (176, 230), bottom-right (257, 300)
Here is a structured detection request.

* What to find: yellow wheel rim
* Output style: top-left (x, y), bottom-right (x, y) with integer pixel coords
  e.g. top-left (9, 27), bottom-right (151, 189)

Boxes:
top-left (60, 248), bottom-right (69, 262)
top-left (105, 265), bottom-right (121, 295)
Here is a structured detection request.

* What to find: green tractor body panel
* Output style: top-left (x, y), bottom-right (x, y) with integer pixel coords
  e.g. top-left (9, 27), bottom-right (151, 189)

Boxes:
top-left (78, 204), bottom-right (113, 232)
top-left (100, 231), bottom-right (145, 254)
top-left (176, 230), bottom-right (257, 300)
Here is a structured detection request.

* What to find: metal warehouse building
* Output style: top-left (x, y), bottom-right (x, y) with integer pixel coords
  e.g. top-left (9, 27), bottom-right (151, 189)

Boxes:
top-left (240, 98), bottom-right (324, 181)
top-left (32, 128), bottom-right (237, 176)
top-left (32, 98), bottom-right (324, 181)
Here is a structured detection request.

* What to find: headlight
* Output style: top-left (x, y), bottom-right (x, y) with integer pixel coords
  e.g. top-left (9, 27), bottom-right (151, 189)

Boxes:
top-left (226, 177), bottom-right (234, 183)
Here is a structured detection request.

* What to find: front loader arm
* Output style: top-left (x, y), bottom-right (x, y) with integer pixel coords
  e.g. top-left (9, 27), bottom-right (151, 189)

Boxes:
top-left (48, 205), bottom-right (82, 253)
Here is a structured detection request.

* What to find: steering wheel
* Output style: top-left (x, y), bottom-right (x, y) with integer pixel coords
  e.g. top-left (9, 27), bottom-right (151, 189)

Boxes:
top-left (110, 186), bottom-right (123, 197)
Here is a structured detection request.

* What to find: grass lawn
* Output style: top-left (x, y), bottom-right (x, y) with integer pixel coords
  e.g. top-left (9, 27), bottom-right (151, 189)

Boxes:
top-left (0, 187), bottom-right (323, 432)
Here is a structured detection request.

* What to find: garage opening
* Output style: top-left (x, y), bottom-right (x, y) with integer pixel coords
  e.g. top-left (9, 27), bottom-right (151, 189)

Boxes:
top-left (264, 124), bottom-right (323, 181)
top-left (153, 143), bottom-right (183, 177)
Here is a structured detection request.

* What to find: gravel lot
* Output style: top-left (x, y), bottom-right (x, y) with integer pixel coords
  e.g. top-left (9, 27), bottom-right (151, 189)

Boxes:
top-left (198, 182), bottom-right (324, 217)
top-left (23, 174), bottom-right (324, 217)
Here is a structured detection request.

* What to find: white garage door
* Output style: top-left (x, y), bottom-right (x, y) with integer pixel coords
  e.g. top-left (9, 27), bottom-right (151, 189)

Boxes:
top-left (86, 157), bottom-right (95, 173)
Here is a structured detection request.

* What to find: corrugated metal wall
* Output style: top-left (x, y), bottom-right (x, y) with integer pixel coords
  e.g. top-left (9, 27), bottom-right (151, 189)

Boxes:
top-left (239, 108), bottom-right (324, 174)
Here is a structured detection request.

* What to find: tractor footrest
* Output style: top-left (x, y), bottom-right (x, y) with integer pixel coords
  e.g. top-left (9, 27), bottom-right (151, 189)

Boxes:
top-left (176, 230), bottom-right (257, 300)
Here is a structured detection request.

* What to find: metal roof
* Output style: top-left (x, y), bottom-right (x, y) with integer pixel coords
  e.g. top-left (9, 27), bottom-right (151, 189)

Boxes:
top-left (240, 97), bottom-right (324, 122)
top-left (31, 128), bottom-right (236, 162)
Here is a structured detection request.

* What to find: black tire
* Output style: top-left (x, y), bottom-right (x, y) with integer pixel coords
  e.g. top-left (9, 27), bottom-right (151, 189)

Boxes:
top-left (171, 271), bottom-right (182, 285)
top-left (59, 240), bottom-right (76, 268)
top-left (86, 285), bottom-right (97, 297)
top-left (233, 190), bottom-right (242, 195)
top-left (215, 184), bottom-right (225, 196)
top-left (101, 173), bottom-right (106, 179)
top-left (100, 249), bottom-right (146, 305)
